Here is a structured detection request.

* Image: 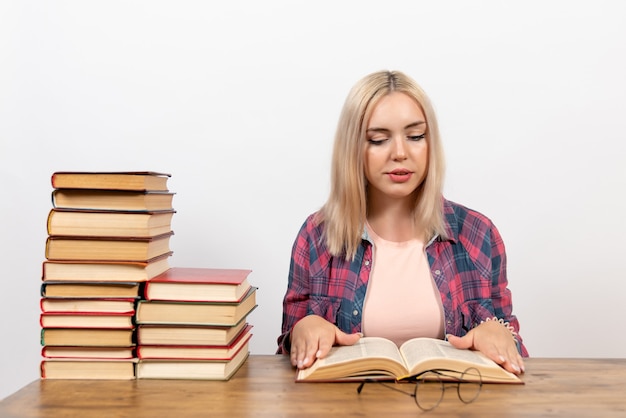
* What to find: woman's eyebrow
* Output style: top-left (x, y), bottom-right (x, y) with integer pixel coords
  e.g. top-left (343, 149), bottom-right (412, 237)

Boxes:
top-left (366, 121), bottom-right (426, 133)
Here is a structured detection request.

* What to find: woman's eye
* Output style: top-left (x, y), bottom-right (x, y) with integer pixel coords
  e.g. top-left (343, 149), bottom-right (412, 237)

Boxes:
top-left (367, 138), bottom-right (387, 145)
top-left (408, 134), bottom-right (426, 141)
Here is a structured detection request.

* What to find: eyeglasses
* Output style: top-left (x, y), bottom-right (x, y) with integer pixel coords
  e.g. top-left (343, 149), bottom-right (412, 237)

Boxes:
top-left (356, 367), bottom-right (483, 411)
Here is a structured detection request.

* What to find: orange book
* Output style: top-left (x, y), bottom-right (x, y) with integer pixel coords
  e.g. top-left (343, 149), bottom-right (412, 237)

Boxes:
top-left (144, 267), bottom-right (252, 302)
top-left (51, 171), bottom-right (170, 191)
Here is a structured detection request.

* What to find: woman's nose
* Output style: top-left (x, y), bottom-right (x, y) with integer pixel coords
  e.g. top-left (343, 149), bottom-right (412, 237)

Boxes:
top-left (392, 137), bottom-right (407, 161)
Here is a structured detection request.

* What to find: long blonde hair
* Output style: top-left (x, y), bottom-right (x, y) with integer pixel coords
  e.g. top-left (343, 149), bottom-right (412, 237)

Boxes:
top-left (318, 70), bottom-right (447, 259)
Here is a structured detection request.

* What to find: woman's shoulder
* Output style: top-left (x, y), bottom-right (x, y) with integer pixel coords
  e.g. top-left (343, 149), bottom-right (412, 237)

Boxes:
top-left (297, 211), bottom-right (325, 237)
top-left (442, 198), bottom-right (498, 235)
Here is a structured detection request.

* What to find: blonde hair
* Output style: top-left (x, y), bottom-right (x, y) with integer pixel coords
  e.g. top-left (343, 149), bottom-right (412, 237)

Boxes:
top-left (318, 70), bottom-right (447, 259)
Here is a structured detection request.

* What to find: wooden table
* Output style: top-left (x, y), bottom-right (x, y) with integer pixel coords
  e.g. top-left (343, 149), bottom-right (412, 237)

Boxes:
top-left (1, 355), bottom-right (625, 417)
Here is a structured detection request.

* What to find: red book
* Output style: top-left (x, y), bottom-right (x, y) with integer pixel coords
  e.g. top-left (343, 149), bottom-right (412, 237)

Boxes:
top-left (137, 325), bottom-right (253, 360)
top-left (144, 267), bottom-right (252, 302)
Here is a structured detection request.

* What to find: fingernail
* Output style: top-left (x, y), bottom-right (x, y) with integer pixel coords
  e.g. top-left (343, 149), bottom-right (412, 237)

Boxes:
top-left (297, 360), bottom-right (303, 368)
top-left (499, 355), bottom-right (506, 363)
top-left (357, 333), bottom-right (364, 338)
top-left (512, 364), bottom-right (521, 373)
top-left (316, 350), bottom-right (322, 358)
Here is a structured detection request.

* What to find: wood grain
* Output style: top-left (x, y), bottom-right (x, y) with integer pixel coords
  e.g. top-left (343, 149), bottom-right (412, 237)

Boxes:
top-left (1, 356), bottom-right (625, 417)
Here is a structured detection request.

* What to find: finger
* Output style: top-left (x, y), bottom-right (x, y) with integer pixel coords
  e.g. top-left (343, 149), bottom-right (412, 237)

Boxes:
top-left (292, 339), bottom-right (314, 369)
top-left (334, 330), bottom-right (362, 348)
top-left (446, 333), bottom-right (473, 350)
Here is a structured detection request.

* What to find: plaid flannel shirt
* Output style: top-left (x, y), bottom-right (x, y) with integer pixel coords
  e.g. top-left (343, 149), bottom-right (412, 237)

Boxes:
top-left (277, 198), bottom-right (528, 357)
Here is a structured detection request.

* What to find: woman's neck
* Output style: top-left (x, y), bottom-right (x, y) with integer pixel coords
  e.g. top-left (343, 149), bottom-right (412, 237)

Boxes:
top-left (367, 201), bottom-right (423, 242)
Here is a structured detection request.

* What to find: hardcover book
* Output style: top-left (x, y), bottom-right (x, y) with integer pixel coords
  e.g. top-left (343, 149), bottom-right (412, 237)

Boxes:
top-left (42, 253), bottom-right (172, 282)
top-left (136, 319), bottom-right (249, 346)
top-left (41, 359), bottom-right (137, 380)
top-left (137, 325), bottom-right (252, 360)
top-left (41, 346), bottom-right (135, 360)
top-left (41, 281), bottom-right (141, 299)
top-left (136, 287), bottom-right (257, 326)
top-left (41, 328), bottom-right (135, 347)
top-left (52, 189), bottom-right (175, 211)
top-left (51, 171), bottom-right (170, 191)
top-left (40, 298), bottom-right (136, 314)
top-left (45, 232), bottom-right (173, 262)
top-left (144, 267), bottom-right (252, 302)
top-left (136, 340), bottom-right (250, 380)
top-left (47, 209), bottom-right (175, 238)
top-left (40, 312), bottom-right (134, 329)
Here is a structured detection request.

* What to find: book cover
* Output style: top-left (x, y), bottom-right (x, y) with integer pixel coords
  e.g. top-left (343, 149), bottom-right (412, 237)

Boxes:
top-left (145, 267), bottom-right (252, 302)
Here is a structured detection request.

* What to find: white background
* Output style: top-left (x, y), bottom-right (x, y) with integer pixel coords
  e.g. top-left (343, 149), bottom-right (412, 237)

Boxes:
top-left (1, 0), bottom-right (625, 400)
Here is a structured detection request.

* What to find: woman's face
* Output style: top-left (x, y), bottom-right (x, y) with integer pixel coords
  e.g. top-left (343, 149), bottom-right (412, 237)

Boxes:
top-left (363, 91), bottom-right (429, 205)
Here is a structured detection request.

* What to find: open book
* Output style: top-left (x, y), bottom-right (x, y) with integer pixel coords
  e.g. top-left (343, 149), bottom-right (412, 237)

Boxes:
top-left (296, 337), bottom-right (522, 384)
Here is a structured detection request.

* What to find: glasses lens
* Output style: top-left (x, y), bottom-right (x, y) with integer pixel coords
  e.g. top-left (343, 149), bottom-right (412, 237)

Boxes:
top-left (458, 367), bottom-right (482, 404)
top-left (414, 371), bottom-right (444, 411)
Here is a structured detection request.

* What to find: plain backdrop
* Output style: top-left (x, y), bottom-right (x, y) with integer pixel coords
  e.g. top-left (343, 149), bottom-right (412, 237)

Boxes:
top-left (1, 0), bottom-right (625, 400)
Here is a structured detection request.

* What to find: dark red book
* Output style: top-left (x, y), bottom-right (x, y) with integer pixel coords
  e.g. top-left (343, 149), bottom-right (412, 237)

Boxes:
top-left (144, 267), bottom-right (252, 302)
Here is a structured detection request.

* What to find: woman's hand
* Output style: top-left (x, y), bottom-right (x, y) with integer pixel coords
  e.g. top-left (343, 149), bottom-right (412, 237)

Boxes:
top-left (290, 315), bottom-right (362, 369)
top-left (447, 320), bottom-right (525, 375)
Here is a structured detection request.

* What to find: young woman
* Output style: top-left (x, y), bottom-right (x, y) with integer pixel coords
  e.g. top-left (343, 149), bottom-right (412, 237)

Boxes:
top-left (277, 70), bottom-right (528, 375)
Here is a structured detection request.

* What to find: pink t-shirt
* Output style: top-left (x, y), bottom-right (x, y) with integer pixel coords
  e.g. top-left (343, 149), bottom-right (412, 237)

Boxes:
top-left (362, 224), bottom-right (445, 346)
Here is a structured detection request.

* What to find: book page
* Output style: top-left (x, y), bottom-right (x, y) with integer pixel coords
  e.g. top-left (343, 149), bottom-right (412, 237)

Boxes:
top-left (400, 338), bottom-right (493, 368)
top-left (319, 337), bottom-right (404, 366)
top-left (398, 337), bottom-right (520, 383)
top-left (296, 337), bottom-right (407, 381)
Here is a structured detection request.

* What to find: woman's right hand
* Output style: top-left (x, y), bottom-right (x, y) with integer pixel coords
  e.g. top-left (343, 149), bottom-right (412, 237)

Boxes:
top-left (290, 314), bottom-right (362, 369)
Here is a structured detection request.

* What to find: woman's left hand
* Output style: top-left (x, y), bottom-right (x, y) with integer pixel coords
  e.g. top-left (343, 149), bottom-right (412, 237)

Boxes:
top-left (447, 320), bottom-right (524, 375)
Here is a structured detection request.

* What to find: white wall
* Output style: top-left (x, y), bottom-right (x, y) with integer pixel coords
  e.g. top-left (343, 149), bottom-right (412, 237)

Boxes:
top-left (1, 0), bottom-right (625, 400)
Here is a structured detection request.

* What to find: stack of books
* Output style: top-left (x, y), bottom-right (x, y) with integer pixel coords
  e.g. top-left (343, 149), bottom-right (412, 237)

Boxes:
top-left (135, 267), bottom-right (256, 380)
top-left (40, 172), bottom-right (175, 379)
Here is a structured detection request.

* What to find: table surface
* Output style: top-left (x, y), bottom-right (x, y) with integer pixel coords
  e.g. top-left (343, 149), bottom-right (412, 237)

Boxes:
top-left (1, 355), bottom-right (626, 417)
